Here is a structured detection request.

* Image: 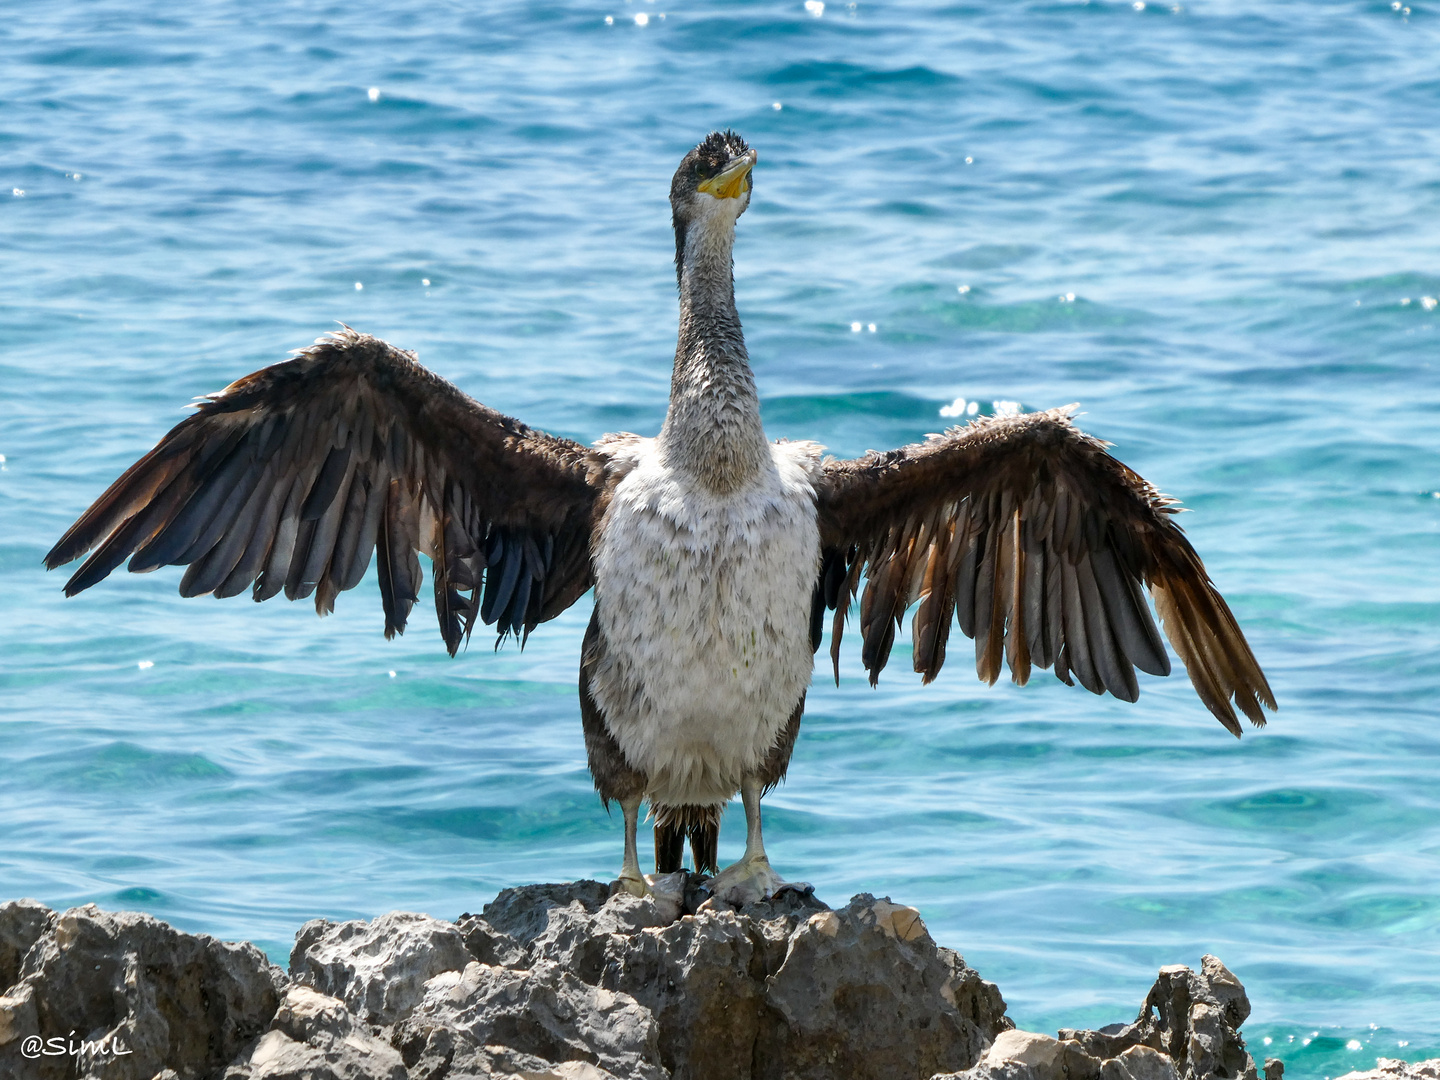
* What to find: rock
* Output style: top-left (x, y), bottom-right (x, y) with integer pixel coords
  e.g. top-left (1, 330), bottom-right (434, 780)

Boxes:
top-left (535, 1066), bottom-right (626, 1080)
top-left (282, 882), bottom-right (1007, 1080)
top-left (936, 1028), bottom-right (1100, 1080)
top-left (0, 885), bottom-right (1287, 1080)
top-left (522, 891), bottom-right (684, 986)
top-left (942, 954), bottom-right (1264, 1080)
top-left (393, 960), bottom-right (666, 1080)
top-left (758, 894), bottom-right (1005, 1080)
top-left (384, 1020), bottom-right (577, 1079)
top-left (1102, 1045), bottom-right (1181, 1080)
top-left (290, 911), bottom-right (473, 1027)
top-left (484, 884), bottom-right (1007, 1080)
top-left (476, 882), bottom-right (612, 948)
top-left (937, 944), bottom-right (1012, 1044)
top-left (985, 1030), bottom-right (1067, 1069)
top-left (979, 1025), bottom-right (1071, 1077)
top-left (1056, 955), bottom-right (1257, 1080)
top-left (453, 914), bottom-right (524, 970)
top-left (588, 906), bottom-right (772, 1079)
top-left (934, 1031), bottom-right (1178, 1080)
top-left (0, 902), bottom-right (284, 1080)
top-left (0, 901), bottom-right (55, 992)
top-left (1336, 1061), bottom-right (1440, 1080)
top-left (227, 985), bottom-right (409, 1080)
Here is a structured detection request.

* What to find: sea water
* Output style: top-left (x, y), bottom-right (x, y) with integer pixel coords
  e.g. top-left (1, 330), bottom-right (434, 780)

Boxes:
top-left (2, 2), bottom-right (1438, 1075)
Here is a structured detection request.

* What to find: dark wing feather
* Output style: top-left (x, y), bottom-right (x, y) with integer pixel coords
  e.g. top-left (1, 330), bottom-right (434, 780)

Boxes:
top-left (46, 327), bottom-right (598, 654)
top-left (813, 406), bottom-right (1275, 735)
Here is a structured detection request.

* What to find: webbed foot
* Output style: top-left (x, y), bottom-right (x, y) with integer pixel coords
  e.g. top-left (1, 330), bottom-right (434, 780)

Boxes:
top-left (609, 870), bottom-right (650, 898)
top-left (705, 853), bottom-right (787, 908)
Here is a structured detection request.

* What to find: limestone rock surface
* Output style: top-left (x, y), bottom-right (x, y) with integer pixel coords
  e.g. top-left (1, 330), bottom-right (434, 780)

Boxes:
top-left (9, 884), bottom-right (1387, 1080)
top-left (1336, 1061), bottom-right (1440, 1080)
top-left (378, 880), bottom-right (1010, 1080)
top-left (0, 900), bottom-right (284, 1080)
top-left (933, 954), bottom-right (1263, 1080)
top-left (393, 959), bottom-right (665, 1080)
top-left (290, 911), bottom-right (473, 1026)
top-left (229, 985), bottom-right (409, 1080)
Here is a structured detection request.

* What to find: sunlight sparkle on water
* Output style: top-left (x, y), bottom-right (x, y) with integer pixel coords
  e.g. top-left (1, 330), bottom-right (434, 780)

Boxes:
top-left (939, 397), bottom-right (984, 418)
top-left (367, 87), bottom-right (379, 102)
top-left (804, 0), bottom-right (825, 15)
top-left (137, 661), bottom-right (154, 671)
top-left (634, 12), bottom-right (649, 25)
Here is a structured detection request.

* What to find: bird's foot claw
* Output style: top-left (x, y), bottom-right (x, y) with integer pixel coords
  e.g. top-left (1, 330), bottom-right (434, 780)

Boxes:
top-left (608, 871), bottom-right (649, 898)
top-left (703, 854), bottom-right (786, 909)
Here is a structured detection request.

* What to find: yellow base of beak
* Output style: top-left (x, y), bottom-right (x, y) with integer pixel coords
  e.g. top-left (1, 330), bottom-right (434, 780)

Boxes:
top-left (698, 151), bottom-right (757, 200)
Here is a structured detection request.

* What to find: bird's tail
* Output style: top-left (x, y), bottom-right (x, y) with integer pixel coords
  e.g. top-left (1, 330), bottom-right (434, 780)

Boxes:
top-left (652, 804), bottom-right (721, 875)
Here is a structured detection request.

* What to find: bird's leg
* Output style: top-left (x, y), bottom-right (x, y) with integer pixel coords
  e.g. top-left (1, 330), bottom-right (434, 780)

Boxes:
top-left (707, 774), bottom-right (785, 906)
top-left (613, 794), bottom-right (649, 898)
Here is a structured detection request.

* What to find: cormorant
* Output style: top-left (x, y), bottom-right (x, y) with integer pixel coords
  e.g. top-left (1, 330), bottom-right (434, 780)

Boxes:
top-left (46, 131), bottom-right (1275, 904)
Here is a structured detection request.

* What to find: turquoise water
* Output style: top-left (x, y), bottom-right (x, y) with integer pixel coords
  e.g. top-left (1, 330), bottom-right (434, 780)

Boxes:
top-left (3, 1), bottom-right (1439, 1074)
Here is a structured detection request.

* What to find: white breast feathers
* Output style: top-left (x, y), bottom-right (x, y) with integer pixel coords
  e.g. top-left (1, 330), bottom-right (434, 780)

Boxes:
top-left (589, 438), bottom-right (825, 809)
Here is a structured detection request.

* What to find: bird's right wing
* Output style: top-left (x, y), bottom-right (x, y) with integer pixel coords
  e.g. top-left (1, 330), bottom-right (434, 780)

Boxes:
top-left (813, 407), bottom-right (1275, 735)
top-left (46, 328), bottom-right (599, 652)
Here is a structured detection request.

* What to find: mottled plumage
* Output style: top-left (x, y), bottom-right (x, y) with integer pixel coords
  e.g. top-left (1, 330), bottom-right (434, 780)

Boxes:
top-left (46, 130), bottom-right (1274, 900)
top-left (46, 332), bottom-right (596, 650)
top-left (814, 406), bottom-right (1275, 734)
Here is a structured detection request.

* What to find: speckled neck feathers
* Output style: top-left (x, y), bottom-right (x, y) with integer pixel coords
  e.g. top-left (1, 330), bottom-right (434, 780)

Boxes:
top-left (659, 204), bottom-right (767, 494)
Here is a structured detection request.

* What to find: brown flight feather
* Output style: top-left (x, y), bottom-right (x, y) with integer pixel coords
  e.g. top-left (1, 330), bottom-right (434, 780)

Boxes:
top-left (813, 406), bottom-right (1275, 734)
top-left (45, 327), bottom-right (599, 654)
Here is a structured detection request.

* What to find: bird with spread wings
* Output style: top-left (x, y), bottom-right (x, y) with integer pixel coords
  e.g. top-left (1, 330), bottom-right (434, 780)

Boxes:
top-left (47, 131), bottom-right (1273, 905)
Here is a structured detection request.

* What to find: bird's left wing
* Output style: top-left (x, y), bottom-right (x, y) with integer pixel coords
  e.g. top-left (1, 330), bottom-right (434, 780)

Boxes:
top-left (46, 328), bottom-right (599, 652)
top-left (811, 407), bottom-right (1275, 735)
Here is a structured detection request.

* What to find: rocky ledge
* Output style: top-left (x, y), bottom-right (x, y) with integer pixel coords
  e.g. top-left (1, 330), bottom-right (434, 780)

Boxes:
top-left (0, 876), bottom-right (1379, 1080)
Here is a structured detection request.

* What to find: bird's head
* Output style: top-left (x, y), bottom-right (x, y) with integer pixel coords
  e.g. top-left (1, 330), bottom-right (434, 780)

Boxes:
top-left (670, 131), bottom-right (756, 286)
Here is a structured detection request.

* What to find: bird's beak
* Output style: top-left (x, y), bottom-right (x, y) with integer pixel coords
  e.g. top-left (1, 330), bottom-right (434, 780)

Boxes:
top-left (697, 150), bottom-right (757, 200)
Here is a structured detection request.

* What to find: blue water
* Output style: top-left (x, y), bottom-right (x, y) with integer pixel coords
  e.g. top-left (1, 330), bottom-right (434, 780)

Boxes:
top-left (3, 1), bottom-right (1439, 1074)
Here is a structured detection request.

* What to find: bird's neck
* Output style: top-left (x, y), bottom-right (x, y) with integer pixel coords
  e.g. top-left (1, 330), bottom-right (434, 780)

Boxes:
top-left (659, 215), bottom-right (767, 494)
